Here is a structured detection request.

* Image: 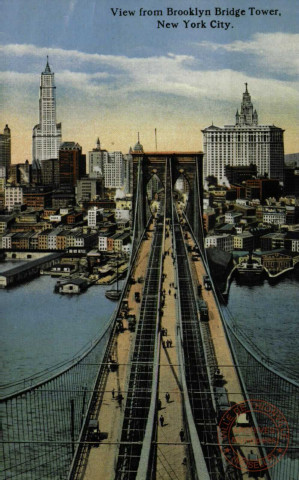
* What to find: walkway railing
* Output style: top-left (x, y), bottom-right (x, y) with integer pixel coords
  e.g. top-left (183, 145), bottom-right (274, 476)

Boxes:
top-left (0, 320), bottom-right (113, 480)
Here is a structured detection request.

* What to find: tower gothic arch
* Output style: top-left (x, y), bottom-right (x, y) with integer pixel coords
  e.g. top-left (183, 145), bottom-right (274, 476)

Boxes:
top-left (131, 151), bottom-right (204, 249)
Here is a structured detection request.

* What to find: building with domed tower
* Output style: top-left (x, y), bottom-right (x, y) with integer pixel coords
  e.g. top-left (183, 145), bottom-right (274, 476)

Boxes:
top-left (202, 84), bottom-right (284, 184)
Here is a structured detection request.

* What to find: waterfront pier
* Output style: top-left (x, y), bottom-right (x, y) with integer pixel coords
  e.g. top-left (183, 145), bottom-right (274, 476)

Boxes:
top-left (0, 252), bottom-right (62, 288)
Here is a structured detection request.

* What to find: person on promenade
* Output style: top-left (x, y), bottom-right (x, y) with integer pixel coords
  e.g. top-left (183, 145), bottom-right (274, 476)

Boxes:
top-left (159, 415), bottom-right (165, 427)
top-left (165, 392), bottom-right (170, 403)
top-left (179, 428), bottom-right (185, 441)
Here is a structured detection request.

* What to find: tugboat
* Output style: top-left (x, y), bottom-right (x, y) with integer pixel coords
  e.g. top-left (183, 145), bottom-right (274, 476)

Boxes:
top-left (105, 259), bottom-right (122, 301)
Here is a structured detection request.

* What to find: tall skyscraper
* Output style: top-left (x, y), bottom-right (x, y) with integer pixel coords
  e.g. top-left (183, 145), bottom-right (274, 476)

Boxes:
top-left (202, 84), bottom-right (284, 183)
top-left (0, 124), bottom-right (11, 178)
top-left (32, 58), bottom-right (62, 162)
top-left (104, 151), bottom-right (125, 188)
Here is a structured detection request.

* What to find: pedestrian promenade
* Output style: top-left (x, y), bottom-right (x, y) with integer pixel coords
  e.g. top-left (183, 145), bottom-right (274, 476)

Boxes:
top-left (83, 229), bottom-right (154, 479)
top-left (156, 226), bottom-right (187, 480)
top-left (186, 234), bottom-right (263, 478)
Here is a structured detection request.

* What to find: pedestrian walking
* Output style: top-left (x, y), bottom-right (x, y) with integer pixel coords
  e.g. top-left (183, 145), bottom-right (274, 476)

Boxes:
top-left (165, 392), bottom-right (170, 403)
top-left (179, 428), bottom-right (185, 442)
top-left (112, 388), bottom-right (115, 399)
top-left (169, 339), bottom-right (172, 348)
top-left (174, 293), bottom-right (177, 299)
top-left (159, 415), bottom-right (164, 427)
top-left (162, 340), bottom-right (166, 348)
top-left (168, 289), bottom-right (171, 295)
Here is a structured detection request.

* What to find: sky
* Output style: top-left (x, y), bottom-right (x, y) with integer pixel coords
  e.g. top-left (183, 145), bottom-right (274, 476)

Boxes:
top-left (0, 0), bottom-right (298, 163)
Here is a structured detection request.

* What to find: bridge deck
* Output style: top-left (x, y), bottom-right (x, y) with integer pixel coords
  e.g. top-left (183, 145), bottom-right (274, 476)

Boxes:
top-left (81, 217), bottom-right (264, 479)
top-left (82, 228), bottom-right (154, 479)
top-left (185, 233), bottom-right (263, 479)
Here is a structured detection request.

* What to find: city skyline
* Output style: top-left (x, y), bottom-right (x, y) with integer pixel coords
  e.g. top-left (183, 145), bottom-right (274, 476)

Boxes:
top-left (1, 0), bottom-right (298, 163)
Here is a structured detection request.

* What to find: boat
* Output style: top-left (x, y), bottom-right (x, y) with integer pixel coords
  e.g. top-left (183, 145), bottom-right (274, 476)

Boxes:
top-left (105, 258), bottom-right (122, 300)
top-left (236, 260), bottom-right (264, 276)
top-left (105, 288), bottom-right (121, 300)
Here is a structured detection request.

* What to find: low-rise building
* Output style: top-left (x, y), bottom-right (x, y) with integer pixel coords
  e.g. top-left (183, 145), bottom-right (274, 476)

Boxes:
top-left (11, 232), bottom-right (35, 250)
top-left (263, 207), bottom-right (286, 226)
top-left (23, 187), bottom-right (52, 210)
top-left (245, 178), bottom-right (280, 202)
top-left (122, 243), bottom-right (132, 255)
top-left (29, 232), bottom-right (39, 250)
top-left (284, 231), bottom-right (299, 252)
top-left (56, 231), bottom-right (69, 250)
top-left (5, 186), bottom-right (23, 211)
top-left (205, 234), bottom-right (233, 252)
top-left (2, 232), bottom-right (15, 249)
top-left (88, 207), bottom-right (103, 227)
top-left (66, 212), bottom-right (83, 224)
top-left (38, 229), bottom-right (52, 250)
top-left (261, 252), bottom-right (292, 273)
top-left (224, 211), bottom-right (243, 224)
top-left (98, 233), bottom-right (109, 251)
top-left (114, 232), bottom-right (131, 252)
top-left (73, 233), bottom-right (97, 249)
top-left (203, 207), bottom-right (216, 233)
top-left (260, 233), bottom-right (286, 251)
top-left (52, 188), bottom-right (75, 209)
top-left (0, 214), bottom-right (14, 233)
top-left (48, 229), bottom-right (61, 250)
top-left (233, 232), bottom-right (254, 251)
top-left (115, 209), bottom-right (130, 221)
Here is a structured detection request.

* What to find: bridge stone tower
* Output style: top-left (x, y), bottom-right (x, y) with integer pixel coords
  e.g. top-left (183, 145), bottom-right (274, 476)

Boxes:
top-left (131, 150), bottom-right (204, 250)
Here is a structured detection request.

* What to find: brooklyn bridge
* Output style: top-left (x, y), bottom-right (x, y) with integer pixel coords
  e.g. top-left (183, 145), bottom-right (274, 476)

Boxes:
top-left (1, 152), bottom-right (298, 480)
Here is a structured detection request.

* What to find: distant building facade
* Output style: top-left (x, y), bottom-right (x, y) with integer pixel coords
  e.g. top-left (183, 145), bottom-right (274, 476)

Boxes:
top-left (104, 151), bottom-right (125, 188)
top-left (76, 177), bottom-right (103, 203)
top-left (0, 125), bottom-right (11, 178)
top-left (32, 59), bottom-right (62, 162)
top-left (202, 84), bottom-right (284, 183)
top-left (205, 233), bottom-right (233, 252)
top-left (9, 161), bottom-right (31, 185)
top-left (245, 178), bottom-right (280, 201)
top-left (88, 138), bottom-right (107, 178)
top-left (41, 158), bottom-right (59, 186)
top-left (59, 142), bottom-right (86, 187)
top-left (5, 186), bottom-right (23, 212)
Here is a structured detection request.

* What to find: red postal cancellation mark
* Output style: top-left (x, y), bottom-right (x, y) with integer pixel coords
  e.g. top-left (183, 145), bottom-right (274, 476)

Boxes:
top-left (218, 399), bottom-right (289, 473)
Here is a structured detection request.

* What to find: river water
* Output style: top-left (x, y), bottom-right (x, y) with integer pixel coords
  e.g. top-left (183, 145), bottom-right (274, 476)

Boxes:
top-left (0, 273), bottom-right (117, 389)
top-left (1, 265), bottom-right (298, 388)
top-left (226, 270), bottom-right (299, 380)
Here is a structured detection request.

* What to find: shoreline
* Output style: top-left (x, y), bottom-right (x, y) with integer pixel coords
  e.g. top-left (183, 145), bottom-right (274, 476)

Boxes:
top-left (221, 264), bottom-right (297, 299)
